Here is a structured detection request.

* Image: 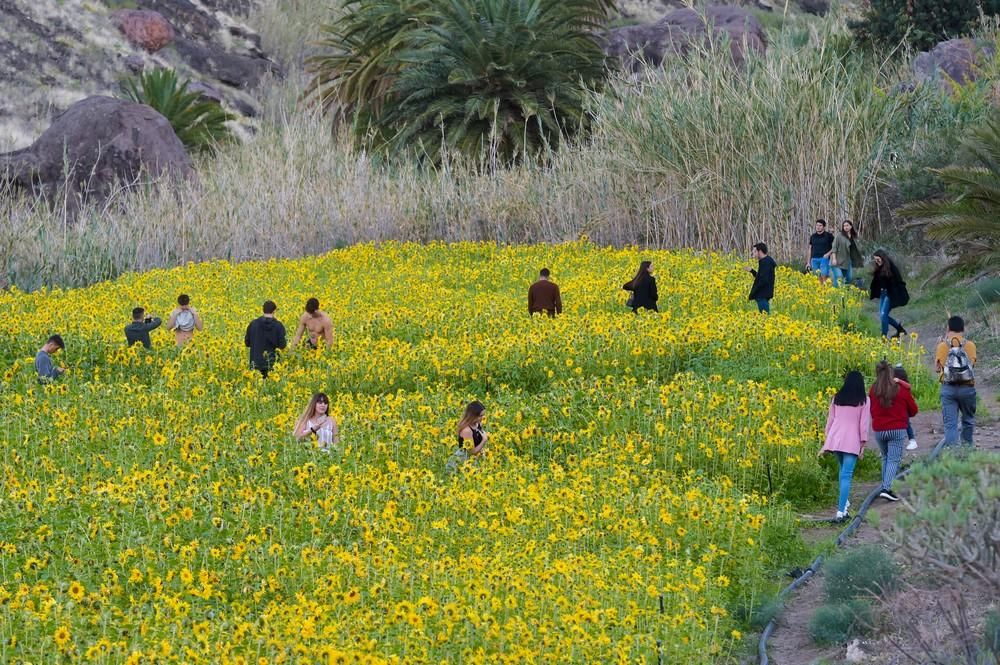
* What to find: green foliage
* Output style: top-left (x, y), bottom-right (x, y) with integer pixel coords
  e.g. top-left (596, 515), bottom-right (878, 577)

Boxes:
top-left (823, 546), bottom-right (901, 603)
top-left (886, 451), bottom-right (1000, 595)
top-left (306, 0), bottom-right (612, 162)
top-left (119, 68), bottom-right (235, 155)
top-left (808, 599), bottom-right (874, 645)
top-left (898, 113), bottom-right (1000, 280)
top-left (985, 609), bottom-right (1000, 655)
top-left (850, 0), bottom-right (1000, 50)
top-left (969, 277), bottom-right (1000, 306)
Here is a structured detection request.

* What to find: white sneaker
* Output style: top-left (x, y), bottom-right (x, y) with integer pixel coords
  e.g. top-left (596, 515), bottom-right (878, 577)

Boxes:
top-left (906, 439), bottom-right (918, 450)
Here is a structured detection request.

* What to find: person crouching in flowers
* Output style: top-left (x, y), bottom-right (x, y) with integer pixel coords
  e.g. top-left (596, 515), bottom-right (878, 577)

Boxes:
top-left (819, 371), bottom-right (870, 521)
top-left (294, 392), bottom-right (339, 453)
top-left (446, 401), bottom-right (489, 474)
top-left (870, 361), bottom-right (918, 502)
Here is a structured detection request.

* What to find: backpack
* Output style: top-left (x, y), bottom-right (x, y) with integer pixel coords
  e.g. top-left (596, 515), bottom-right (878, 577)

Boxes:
top-left (174, 308), bottom-right (196, 332)
top-left (943, 339), bottom-right (974, 384)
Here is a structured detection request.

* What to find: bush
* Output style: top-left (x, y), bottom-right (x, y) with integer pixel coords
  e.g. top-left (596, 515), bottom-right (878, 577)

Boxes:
top-left (808, 600), bottom-right (874, 644)
top-left (850, 0), bottom-right (1000, 51)
top-left (985, 609), bottom-right (1000, 656)
top-left (306, 0), bottom-right (612, 162)
top-left (119, 68), bottom-right (235, 155)
top-left (823, 545), bottom-right (901, 603)
top-left (886, 452), bottom-right (1000, 596)
top-left (969, 277), bottom-right (1000, 307)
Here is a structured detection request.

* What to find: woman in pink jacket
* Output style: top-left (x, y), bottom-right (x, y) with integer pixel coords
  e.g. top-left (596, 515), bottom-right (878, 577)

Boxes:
top-left (820, 371), bottom-right (871, 520)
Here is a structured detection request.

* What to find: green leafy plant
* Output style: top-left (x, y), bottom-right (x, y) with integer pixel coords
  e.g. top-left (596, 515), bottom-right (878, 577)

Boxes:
top-left (898, 113), bottom-right (1000, 280)
top-left (306, 0), bottom-right (612, 162)
top-left (808, 599), bottom-right (874, 644)
top-left (120, 68), bottom-right (235, 155)
top-left (985, 609), bottom-right (1000, 656)
top-left (823, 545), bottom-right (901, 603)
top-left (850, 0), bottom-right (1000, 50)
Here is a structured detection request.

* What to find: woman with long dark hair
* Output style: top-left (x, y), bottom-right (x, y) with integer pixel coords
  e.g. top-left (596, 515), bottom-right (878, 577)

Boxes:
top-left (868, 250), bottom-right (908, 338)
top-left (446, 400), bottom-right (489, 473)
top-left (869, 361), bottom-right (918, 502)
top-left (294, 392), bottom-right (339, 452)
top-left (831, 220), bottom-right (862, 288)
top-left (623, 260), bottom-right (658, 313)
top-left (820, 371), bottom-right (870, 520)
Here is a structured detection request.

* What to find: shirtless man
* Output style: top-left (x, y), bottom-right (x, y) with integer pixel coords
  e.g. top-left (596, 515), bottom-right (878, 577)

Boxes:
top-left (166, 294), bottom-right (204, 346)
top-left (291, 298), bottom-right (334, 349)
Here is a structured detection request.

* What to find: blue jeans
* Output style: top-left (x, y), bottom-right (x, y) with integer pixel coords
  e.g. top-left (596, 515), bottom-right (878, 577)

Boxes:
top-left (755, 298), bottom-right (770, 314)
top-left (875, 429), bottom-right (906, 491)
top-left (831, 264), bottom-right (853, 288)
top-left (879, 290), bottom-right (901, 336)
top-left (905, 420), bottom-right (914, 441)
top-left (940, 383), bottom-right (976, 447)
top-left (833, 452), bottom-right (858, 512)
top-left (810, 257), bottom-right (830, 278)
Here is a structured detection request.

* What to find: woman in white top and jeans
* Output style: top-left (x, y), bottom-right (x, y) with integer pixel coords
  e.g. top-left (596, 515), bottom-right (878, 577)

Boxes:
top-left (294, 392), bottom-right (339, 452)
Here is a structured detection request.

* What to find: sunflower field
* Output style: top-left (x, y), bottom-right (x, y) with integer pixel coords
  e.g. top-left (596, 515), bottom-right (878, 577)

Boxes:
top-left (0, 242), bottom-right (927, 664)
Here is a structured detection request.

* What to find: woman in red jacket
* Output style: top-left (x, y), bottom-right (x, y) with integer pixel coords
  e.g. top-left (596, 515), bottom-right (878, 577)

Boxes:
top-left (869, 361), bottom-right (919, 501)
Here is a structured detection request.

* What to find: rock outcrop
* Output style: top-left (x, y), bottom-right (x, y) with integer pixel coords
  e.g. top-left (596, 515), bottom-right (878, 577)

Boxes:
top-left (913, 38), bottom-right (996, 89)
top-left (605, 6), bottom-right (768, 71)
top-left (0, 0), bottom-right (280, 151)
top-left (0, 96), bottom-right (193, 212)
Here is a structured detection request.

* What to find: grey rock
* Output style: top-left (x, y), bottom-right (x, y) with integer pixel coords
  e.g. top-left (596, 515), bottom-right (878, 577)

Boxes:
top-left (913, 38), bottom-right (996, 88)
top-left (187, 81), bottom-right (226, 104)
top-left (0, 96), bottom-right (193, 212)
top-left (605, 5), bottom-right (768, 71)
top-left (797, 0), bottom-right (829, 16)
top-left (174, 37), bottom-right (281, 89)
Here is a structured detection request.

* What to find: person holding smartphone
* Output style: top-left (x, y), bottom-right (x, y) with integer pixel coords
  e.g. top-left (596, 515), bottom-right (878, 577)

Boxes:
top-left (294, 392), bottom-right (339, 452)
top-left (125, 306), bottom-right (162, 348)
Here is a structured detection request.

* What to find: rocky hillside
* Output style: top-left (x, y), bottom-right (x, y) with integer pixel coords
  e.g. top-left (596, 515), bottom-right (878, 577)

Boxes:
top-left (0, 0), bottom-right (279, 151)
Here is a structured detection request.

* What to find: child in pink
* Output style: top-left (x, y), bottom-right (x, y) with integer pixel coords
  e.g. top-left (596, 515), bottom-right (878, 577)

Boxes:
top-left (820, 371), bottom-right (871, 520)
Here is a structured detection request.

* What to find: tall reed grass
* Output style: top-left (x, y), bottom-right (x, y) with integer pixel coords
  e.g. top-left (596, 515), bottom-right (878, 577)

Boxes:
top-left (0, 18), bottom-right (954, 290)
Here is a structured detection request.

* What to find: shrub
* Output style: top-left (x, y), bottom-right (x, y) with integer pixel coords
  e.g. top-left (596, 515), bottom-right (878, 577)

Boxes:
top-left (119, 68), bottom-right (235, 155)
top-left (885, 451), bottom-right (1000, 595)
top-left (986, 609), bottom-right (1000, 656)
top-left (969, 277), bottom-right (1000, 307)
top-left (306, 0), bottom-right (612, 162)
top-left (823, 545), bottom-right (901, 603)
top-left (850, 0), bottom-right (1000, 51)
top-left (808, 599), bottom-right (874, 644)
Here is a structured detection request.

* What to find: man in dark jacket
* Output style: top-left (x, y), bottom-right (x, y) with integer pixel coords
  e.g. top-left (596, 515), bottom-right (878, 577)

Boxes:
top-left (745, 242), bottom-right (777, 314)
top-left (528, 268), bottom-right (563, 317)
top-left (125, 307), bottom-right (162, 348)
top-left (245, 300), bottom-right (287, 377)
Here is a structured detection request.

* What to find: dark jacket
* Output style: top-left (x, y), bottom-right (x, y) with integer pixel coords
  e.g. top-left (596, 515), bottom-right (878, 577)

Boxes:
top-left (748, 256), bottom-right (776, 301)
top-left (624, 275), bottom-right (658, 312)
top-left (245, 316), bottom-right (287, 373)
top-left (869, 264), bottom-right (909, 308)
top-left (125, 317), bottom-right (162, 348)
top-left (528, 279), bottom-right (563, 316)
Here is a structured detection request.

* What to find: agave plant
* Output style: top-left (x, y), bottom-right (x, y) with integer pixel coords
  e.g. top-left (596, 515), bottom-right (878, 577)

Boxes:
top-left (120, 68), bottom-right (235, 155)
top-left (898, 114), bottom-right (1000, 281)
top-left (306, 0), bottom-right (613, 162)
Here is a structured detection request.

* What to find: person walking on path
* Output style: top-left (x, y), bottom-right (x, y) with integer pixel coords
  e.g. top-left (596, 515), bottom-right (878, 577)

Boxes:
top-left (245, 300), bottom-right (287, 378)
top-left (166, 294), bottom-right (203, 346)
top-left (805, 219), bottom-right (834, 285)
top-left (291, 298), bottom-right (334, 349)
top-left (124, 307), bottom-right (162, 349)
top-left (744, 242), bottom-right (776, 314)
top-left (623, 260), bottom-right (658, 313)
top-left (35, 335), bottom-right (66, 381)
top-left (446, 400), bottom-right (490, 474)
top-left (868, 249), bottom-right (909, 338)
top-left (869, 360), bottom-right (918, 502)
top-left (820, 370), bottom-right (870, 520)
top-left (528, 268), bottom-right (563, 317)
top-left (893, 365), bottom-right (919, 450)
top-left (294, 392), bottom-right (339, 452)
top-left (830, 221), bottom-right (862, 288)
top-left (935, 315), bottom-right (977, 448)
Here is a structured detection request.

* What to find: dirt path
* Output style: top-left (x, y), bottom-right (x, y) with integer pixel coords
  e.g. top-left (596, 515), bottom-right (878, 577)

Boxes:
top-left (764, 315), bottom-right (1000, 665)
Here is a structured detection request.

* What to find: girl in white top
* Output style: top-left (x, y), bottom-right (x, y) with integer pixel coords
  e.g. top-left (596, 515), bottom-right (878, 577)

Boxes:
top-left (294, 392), bottom-right (339, 452)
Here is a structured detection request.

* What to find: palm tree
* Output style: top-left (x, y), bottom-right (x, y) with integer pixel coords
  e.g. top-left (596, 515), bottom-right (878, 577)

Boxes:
top-left (306, 0), bottom-right (613, 161)
top-left (898, 114), bottom-right (1000, 281)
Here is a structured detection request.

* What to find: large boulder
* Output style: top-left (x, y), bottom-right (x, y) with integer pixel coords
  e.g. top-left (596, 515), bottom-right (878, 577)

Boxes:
top-left (0, 96), bottom-right (193, 212)
top-left (605, 5), bottom-right (768, 71)
top-left (914, 38), bottom-right (996, 89)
